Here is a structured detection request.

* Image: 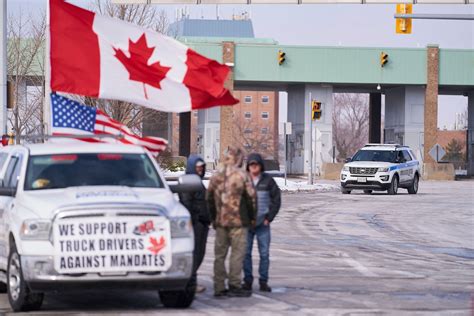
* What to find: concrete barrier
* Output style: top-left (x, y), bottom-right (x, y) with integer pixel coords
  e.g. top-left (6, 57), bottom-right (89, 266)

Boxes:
top-left (422, 163), bottom-right (455, 181)
top-left (321, 163), bottom-right (344, 180)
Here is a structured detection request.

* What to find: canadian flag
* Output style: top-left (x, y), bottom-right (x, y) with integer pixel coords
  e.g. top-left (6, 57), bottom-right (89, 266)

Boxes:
top-left (50, 0), bottom-right (238, 113)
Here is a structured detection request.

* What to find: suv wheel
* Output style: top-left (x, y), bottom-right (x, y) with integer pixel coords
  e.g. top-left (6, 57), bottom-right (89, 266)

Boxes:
top-left (387, 175), bottom-right (399, 195)
top-left (341, 188), bottom-right (351, 194)
top-left (7, 243), bottom-right (44, 312)
top-left (159, 281), bottom-right (195, 308)
top-left (408, 174), bottom-right (419, 194)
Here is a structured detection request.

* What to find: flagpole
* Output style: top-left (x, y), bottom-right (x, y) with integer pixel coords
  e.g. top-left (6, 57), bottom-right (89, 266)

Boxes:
top-left (0, 0), bottom-right (7, 135)
top-left (43, 0), bottom-right (51, 139)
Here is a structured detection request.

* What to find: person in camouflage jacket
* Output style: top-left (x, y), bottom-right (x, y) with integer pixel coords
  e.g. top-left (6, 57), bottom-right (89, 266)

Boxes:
top-left (207, 146), bottom-right (257, 297)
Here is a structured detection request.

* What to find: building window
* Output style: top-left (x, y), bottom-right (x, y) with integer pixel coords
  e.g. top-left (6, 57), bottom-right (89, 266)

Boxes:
top-left (244, 112), bottom-right (252, 119)
top-left (244, 128), bottom-right (253, 134)
top-left (261, 127), bottom-right (268, 134)
top-left (261, 95), bottom-right (269, 104)
top-left (244, 96), bottom-right (252, 103)
top-left (261, 112), bottom-right (269, 119)
top-left (244, 143), bottom-right (252, 149)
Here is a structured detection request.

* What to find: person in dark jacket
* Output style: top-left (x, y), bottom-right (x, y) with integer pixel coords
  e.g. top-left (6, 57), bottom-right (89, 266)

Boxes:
top-left (179, 155), bottom-right (211, 293)
top-left (243, 153), bottom-right (281, 292)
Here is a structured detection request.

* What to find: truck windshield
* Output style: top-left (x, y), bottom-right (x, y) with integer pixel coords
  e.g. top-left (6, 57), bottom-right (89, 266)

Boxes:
top-left (24, 153), bottom-right (164, 190)
top-left (351, 150), bottom-right (397, 163)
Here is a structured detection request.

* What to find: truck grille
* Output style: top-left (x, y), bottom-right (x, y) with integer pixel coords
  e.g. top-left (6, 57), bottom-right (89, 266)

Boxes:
top-left (349, 167), bottom-right (378, 175)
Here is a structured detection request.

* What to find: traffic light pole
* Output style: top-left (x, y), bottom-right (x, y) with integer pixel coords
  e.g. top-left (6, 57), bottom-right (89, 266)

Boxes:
top-left (395, 14), bottom-right (474, 20)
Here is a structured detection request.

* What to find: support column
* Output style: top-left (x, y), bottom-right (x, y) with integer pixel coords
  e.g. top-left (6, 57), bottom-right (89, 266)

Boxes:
top-left (384, 87), bottom-right (425, 159)
top-left (424, 45), bottom-right (439, 164)
top-left (287, 84), bottom-right (333, 175)
top-left (178, 112), bottom-right (191, 157)
top-left (219, 41), bottom-right (235, 160)
top-left (468, 92), bottom-right (474, 176)
top-left (369, 93), bottom-right (382, 143)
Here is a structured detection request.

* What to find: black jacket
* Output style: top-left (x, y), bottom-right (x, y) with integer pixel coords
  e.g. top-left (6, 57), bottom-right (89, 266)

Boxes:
top-left (247, 153), bottom-right (281, 226)
top-left (179, 155), bottom-right (211, 224)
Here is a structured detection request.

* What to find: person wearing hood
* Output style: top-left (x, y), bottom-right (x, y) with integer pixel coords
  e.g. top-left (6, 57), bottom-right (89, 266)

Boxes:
top-left (243, 153), bottom-right (281, 293)
top-left (179, 155), bottom-right (211, 294)
top-left (207, 146), bottom-right (257, 298)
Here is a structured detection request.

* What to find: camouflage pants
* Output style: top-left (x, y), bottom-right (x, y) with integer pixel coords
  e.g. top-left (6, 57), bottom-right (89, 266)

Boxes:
top-left (214, 226), bottom-right (248, 293)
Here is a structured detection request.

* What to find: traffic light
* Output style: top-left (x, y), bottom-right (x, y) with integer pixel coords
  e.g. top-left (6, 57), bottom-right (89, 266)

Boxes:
top-left (396, 4), bottom-right (412, 34)
top-left (278, 50), bottom-right (286, 65)
top-left (311, 100), bottom-right (321, 121)
top-left (380, 52), bottom-right (389, 67)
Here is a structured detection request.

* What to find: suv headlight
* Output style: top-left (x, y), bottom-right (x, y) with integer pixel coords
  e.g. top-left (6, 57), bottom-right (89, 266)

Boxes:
top-left (20, 219), bottom-right (51, 240)
top-left (170, 217), bottom-right (193, 238)
top-left (342, 166), bottom-right (349, 171)
top-left (378, 167), bottom-right (389, 172)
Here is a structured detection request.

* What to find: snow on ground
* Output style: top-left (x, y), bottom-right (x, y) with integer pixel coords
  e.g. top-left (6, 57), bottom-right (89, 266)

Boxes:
top-left (172, 176), bottom-right (338, 193)
top-left (274, 177), bottom-right (340, 192)
top-left (161, 170), bottom-right (185, 178)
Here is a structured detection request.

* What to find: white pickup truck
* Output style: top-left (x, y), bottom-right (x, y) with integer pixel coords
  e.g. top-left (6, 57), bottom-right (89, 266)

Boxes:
top-left (0, 143), bottom-right (201, 312)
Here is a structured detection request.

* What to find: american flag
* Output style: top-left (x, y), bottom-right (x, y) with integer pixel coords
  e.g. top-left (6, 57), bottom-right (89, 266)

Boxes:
top-left (50, 94), bottom-right (167, 155)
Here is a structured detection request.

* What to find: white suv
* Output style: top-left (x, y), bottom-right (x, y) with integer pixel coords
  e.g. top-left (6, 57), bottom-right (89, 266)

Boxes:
top-left (0, 143), bottom-right (201, 311)
top-left (340, 144), bottom-right (420, 195)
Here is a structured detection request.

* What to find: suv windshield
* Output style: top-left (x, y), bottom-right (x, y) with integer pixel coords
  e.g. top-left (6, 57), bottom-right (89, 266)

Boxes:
top-left (352, 150), bottom-right (397, 163)
top-left (25, 153), bottom-right (164, 190)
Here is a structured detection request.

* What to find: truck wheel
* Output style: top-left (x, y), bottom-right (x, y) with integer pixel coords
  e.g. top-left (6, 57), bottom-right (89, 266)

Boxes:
top-left (363, 190), bottom-right (373, 195)
top-left (0, 281), bottom-right (6, 293)
top-left (408, 174), bottom-right (419, 194)
top-left (7, 243), bottom-right (43, 312)
top-left (159, 282), bottom-right (195, 308)
top-left (387, 175), bottom-right (399, 195)
top-left (341, 188), bottom-right (351, 194)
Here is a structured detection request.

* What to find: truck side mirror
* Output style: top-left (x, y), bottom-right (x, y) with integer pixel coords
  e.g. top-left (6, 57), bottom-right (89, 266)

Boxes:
top-left (345, 157), bottom-right (352, 163)
top-left (169, 174), bottom-right (204, 194)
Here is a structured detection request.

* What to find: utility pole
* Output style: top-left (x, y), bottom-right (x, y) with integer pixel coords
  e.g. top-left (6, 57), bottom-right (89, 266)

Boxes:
top-left (0, 0), bottom-right (7, 135)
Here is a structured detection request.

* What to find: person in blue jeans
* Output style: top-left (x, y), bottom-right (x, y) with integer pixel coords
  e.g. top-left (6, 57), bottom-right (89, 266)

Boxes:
top-left (243, 153), bottom-right (281, 292)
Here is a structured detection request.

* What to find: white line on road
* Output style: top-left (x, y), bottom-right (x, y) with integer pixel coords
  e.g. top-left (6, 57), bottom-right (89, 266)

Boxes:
top-left (336, 251), bottom-right (379, 277)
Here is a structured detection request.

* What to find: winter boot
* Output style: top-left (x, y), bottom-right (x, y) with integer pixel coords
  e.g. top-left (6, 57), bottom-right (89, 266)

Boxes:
top-left (259, 282), bottom-right (272, 292)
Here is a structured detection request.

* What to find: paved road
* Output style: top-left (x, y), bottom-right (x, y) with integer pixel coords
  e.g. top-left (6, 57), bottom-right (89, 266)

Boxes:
top-left (1, 180), bottom-right (473, 315)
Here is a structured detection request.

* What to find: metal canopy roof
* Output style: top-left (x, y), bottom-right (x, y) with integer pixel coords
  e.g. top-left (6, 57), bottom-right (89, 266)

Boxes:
top-left (185, 41), bottom-right (474, 93)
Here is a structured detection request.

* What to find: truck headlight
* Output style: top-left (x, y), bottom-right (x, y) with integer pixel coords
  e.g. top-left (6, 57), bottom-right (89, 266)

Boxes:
top-left (20, 219), bottom-right (51, 240)
top-left (378, 167), bottom-right (389, 172)
top-left (170, 217), bottom-right (193, 238)
top-left (342, 166), bottom-right (349, 172)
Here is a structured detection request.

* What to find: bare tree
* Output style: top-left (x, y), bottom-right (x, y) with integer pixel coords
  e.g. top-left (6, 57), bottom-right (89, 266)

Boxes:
top-left (7, 10), bottom-right (46, 142)
top-left (332, 93), bottom-right (369, 161)
top-left (232, 118), bottom-right (274, 158)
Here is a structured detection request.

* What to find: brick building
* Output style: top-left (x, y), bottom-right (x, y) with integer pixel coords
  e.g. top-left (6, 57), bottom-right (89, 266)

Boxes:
top-left (162, 16), bottom-right (280, 163)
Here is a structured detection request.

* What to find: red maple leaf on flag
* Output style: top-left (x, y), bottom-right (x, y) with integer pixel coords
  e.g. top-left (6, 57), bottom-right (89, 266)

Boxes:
top-left (147, 236), bottom-right (166, 255)
top-left (114, 34), bottom-right (171, 99)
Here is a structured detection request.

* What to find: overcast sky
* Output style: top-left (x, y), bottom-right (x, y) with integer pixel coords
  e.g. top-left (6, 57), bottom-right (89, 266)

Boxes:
top-left (7, 0), bottom-right (473, 128)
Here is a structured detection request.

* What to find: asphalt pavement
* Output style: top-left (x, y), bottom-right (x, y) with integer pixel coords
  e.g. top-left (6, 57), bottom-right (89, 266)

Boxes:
top-left (1, 180), bottom-right (473, 315)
